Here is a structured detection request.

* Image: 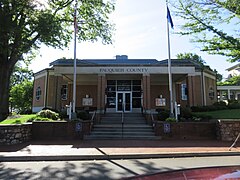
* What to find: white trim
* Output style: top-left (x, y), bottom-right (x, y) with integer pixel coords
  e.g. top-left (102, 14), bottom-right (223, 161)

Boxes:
top-left (217, 86), bottom-right (240, 90)
top-left (203, 73), bottom-right (206, 105)
top-left (54, 66), bottom-right (196, 75)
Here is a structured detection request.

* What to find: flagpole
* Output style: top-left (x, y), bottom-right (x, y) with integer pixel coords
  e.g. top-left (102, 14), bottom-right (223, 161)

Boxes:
top-left (72, 0), bottom-right (77, 118)
top-left (166, 2), bottom-right (174, 117)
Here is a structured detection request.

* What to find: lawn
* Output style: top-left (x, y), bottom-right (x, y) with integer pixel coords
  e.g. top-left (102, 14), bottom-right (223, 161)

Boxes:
top-left (193, 109), bottom-right (240, 119)
top-left (0, 114), bottom-right (36, 124)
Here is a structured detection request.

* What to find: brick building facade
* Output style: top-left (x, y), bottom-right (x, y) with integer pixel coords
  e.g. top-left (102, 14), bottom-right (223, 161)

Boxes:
top-left (32, 55), bottom-right (217, 117)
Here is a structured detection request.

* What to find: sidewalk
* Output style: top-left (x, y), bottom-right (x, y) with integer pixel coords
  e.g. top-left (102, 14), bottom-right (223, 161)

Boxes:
top-left (0, 140), bottom-right (239, 162)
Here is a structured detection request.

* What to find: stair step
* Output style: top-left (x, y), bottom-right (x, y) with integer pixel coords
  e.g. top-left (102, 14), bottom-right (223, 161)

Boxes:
top-left (86, 112), bottom-right (156, 140)
top-left (85, 135), bottom-right (161, 140)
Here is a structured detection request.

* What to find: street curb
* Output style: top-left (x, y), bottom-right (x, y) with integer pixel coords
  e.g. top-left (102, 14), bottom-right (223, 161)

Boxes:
top-left (1, 152), bottom-right (240, 162)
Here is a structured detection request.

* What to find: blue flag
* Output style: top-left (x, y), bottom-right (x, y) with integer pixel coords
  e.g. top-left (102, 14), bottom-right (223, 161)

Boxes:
top-left (167, 6), bottom-right (174, 29)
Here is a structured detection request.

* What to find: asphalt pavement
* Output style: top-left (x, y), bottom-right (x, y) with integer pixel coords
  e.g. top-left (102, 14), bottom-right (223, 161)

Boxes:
top-left (0, 139), bottom-right (239, 162)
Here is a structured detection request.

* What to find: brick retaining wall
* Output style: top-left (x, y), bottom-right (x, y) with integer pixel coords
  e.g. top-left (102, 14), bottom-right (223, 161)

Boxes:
top-left (1, 120), bottom-right (239, 145)
top-left (154, 121), bottom-right (217, 140)
top-left (0, 124), bottom-right (32, 145)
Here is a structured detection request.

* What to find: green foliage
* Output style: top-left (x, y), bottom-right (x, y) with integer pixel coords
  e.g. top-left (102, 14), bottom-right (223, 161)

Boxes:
top-left (176, 52), bottom-right (205, 67)
top-left (180, 107), bottom-right (192, 119)
top-left (173, 0), bottom-right (240, 62)
top-left (218, 75), bottom-right (240, 86)
top-left (165, 117), bottom-right (177, 122)
top-left (9, 80), bottom-right (33, 114)
top-left (27, 117), bottom-right (55, 122)
top-left (0, 114), bottom-right (36, 124)
top-left (192, 114), bottom-right (212, 121)
top-left (0, 0), bottom-right (115, 121)
top-left (10, 62), bottom-right (34, 87)
top-left (213, 69), bottom-right (223, 82)
top-left (213, 101), bottom-right (227, 107)
top-left (77, 111), bottom-right (90, 120)
top-left (37, 109), bottom-right (60, 120)
top-left (192, 109), bottom-right (240, 119)
top-left (157, 109), bottom-right (170, 121)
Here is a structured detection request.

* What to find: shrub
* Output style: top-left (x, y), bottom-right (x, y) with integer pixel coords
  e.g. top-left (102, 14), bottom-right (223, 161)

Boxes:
top-left (37, 109), bottom-right (60, 120)
top-left (59, 110), bottom-right (68, 119)
top-left (213, 101), bottom-right (227, 107)
top-left (77, 111), bottom-right (90, 120)
top-left (165, 117), bottom-right (176, 122)
top-left (157, 109), bottom-right (170, 121)
top-left (42, 107), bottom-right (60, 114)
top-left (193, 114), bottom-right (212, 121)
top-left (191, 105), bottom-right (227, 112)
top-left (180, 107), bottom-right (192, 119)
top-left (228, 103), bottom-right (240, 109)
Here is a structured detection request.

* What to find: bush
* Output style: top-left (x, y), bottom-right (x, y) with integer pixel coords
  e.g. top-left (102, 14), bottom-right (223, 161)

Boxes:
top-left (180, 107), bottom-right (192, 119)
top-left (77, 111), bottom-right (90, 120)
top-left (191, 104), bottom-right (227, 112)
top-left (165, 117), bottom-right (176, 122)
top-left (42, 107), bottom-right (60, 114)
top-left (228, 103), bottom-right (240, 109)
top-left (157, 109), bottom-right (170, 121)
top-left (37, 109), bottom-right (60, 120)
top-left (193, 114), bottom-right (212, 121)
top-left (59, 110), bottom-right (68, 119)
top-left (213, 101), bottom-right (227, 107)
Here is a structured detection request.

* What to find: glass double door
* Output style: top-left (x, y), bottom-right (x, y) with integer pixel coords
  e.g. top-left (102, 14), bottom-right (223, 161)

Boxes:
top-left (117, 92), bottom-right (131, 112)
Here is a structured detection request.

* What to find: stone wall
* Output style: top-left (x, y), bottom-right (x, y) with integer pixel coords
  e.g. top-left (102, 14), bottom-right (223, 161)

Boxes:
top-left (217, 120), bottom-right (240, 141)
top-left (0, 124), bottom-right (32, 145)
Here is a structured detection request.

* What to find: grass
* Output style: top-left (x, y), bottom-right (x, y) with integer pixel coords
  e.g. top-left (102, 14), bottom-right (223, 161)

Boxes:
top-left (193, 109), bottom-right (240, 119)
top-left (0, 114), bottom-right (36, 124)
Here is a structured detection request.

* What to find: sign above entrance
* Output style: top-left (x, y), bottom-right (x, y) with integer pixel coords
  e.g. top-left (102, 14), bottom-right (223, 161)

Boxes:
top-left (99, 67), bottom-right (148, 73)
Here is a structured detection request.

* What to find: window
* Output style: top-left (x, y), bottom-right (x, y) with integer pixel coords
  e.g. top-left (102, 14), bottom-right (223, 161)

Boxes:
top-left (36, 86), bottom-right (41, 101)
top-left (209, 87), bottom-right (214, 100)
top-left (61, 85), bottom-right (68, 100)
top-left (181, 84), bottom-right (187, 100)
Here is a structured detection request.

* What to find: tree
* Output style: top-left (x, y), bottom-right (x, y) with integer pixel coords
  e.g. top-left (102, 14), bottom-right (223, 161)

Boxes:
top-left (176, 52), bottom-right (206, 66)
top-left (0, 0), bottom-right (115, 121)
top-left (9, 80), bottom-right (33, 114)
top-left (10, 62), bottom-right (33, 87)
top-left (213, 69), bottom-right (223, 82)
top-left (173, 0), bottom-right (240, 62)
top-left (176, 52), bottom-right (223, 81)
top-left (218, 75), bottom-right (240, 86)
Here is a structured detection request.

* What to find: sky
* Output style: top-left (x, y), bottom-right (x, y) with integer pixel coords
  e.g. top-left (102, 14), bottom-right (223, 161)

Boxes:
top-left (29, 0), bottom-right (235, 79)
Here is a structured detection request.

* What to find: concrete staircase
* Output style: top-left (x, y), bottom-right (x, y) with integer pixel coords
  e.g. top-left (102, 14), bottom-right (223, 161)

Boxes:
top-left (85, 113), bottom-right (157, 140)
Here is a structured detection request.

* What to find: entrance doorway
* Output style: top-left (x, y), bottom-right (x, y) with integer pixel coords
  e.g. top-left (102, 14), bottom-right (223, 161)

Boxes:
top-left (106, 80), bottom-right (142, 113)
top-left (117, 92), bottom-right (131, 112)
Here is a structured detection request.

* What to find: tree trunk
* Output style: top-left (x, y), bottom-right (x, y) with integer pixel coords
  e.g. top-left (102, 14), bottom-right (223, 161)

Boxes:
top-left (0, 63), bottom-right (12, 121)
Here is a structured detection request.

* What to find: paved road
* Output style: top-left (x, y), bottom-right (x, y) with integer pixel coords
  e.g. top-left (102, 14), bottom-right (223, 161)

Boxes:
top-left (1, 156), bottom-right (240, 179)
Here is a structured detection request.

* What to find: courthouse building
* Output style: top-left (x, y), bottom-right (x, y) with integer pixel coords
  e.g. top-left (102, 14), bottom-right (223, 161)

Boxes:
top-left (32, 55), bottom-right (217, 116)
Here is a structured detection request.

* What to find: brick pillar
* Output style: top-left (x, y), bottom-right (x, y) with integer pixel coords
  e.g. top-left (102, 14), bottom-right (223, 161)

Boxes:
top-left (96, 74), bottom-right (106, 121)
top-left (187, 75), bottom-right (195, 107)
top-left (142, 74), bottom-right (151, 120)
top-left (54, 75), bottom-right (63, 111)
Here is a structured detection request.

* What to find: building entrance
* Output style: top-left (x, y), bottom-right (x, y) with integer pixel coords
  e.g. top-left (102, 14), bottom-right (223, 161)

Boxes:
top-left (117, 92), bottom-right (131, 112)
top-left (106, 80), bottom-right (142, 112)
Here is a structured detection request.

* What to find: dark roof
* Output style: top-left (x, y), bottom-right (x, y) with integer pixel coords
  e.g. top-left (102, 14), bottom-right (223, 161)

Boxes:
top-left (49, 58), bottom-right (201, 68)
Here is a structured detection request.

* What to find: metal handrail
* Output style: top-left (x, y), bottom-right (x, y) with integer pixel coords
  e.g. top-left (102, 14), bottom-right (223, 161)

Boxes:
top-left (90, 111), bottom-right (96, 130)
top-left (91, 111), bottom-right (96, 122)
top-left (151, 111), bottom-right (155, 128)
